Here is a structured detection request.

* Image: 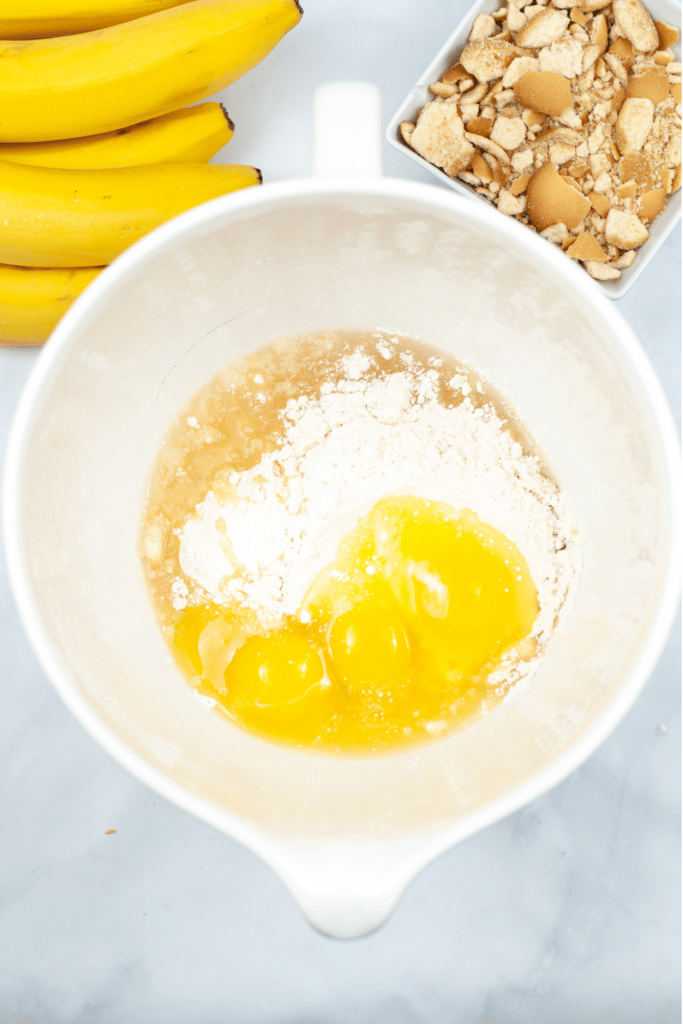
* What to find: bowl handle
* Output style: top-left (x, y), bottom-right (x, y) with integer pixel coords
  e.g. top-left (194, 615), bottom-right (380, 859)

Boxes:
top-left (313, 81), bottom-right (383, 179)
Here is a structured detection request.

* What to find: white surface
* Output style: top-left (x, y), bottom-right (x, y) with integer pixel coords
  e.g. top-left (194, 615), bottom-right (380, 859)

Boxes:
top-left (0, 0), bottom-right (680, 1018)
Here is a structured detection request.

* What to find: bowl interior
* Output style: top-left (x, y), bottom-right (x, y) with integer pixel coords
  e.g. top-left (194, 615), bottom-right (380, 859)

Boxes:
top-left (10, 184), bottom-right (676, 846)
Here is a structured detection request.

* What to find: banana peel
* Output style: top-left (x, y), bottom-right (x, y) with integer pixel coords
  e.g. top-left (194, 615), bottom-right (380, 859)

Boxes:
top-left (0, 160), bottom-right (261, 268)
top-left (0, 0), bottom-right (303, 142)
top-left (0, 104), bottom-right (234, 169)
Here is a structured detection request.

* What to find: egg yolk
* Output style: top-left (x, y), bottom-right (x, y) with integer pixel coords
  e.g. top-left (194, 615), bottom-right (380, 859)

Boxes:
top-left (225, 631), bottom-right (325, 721)
top-left (328, 598), bottom-right (411, 690)
top-left (173, 496), bottom-right (539, 752)
top-left (388, 503), bottom-right (538, 679)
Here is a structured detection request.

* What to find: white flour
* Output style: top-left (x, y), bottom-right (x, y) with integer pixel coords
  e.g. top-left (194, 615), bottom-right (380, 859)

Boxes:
top-left (175, 344), bottom-right (582, 692)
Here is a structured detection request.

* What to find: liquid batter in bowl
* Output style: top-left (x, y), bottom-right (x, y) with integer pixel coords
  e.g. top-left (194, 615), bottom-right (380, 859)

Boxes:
top-left (139, 329), bottom-right (582, 753)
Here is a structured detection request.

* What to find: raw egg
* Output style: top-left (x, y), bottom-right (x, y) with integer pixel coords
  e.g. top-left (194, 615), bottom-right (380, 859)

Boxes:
top-left (172, 495), bottom-right (539, 751)
top-left (225, 631), bottom-right (325, 721)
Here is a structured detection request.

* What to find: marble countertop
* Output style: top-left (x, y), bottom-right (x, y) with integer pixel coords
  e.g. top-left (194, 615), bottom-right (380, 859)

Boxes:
top-left (0, 2), bottom-right (680, 1021)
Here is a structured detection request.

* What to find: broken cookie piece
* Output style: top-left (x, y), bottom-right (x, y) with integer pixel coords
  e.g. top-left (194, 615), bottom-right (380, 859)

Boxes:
top-left (604, 207), bottom-right (650, 246)
top-left (490, 115), bottom-right (527, 149)
top-left (612, 0), bottom-right (659, 52)
top-left (626, 65), bottom-right (670, 102)
top-left (638, 187), bottom-right (667, 220)
top-left (615, 96), bottom-right (655, 152)
top-left (460, 38), bottom-right (522, 82)
top-left (585, 260), bottom-right (622, 279)
top-left (566, 230), bottom-right (609, 259)
top-left (655, 20), bottom-right (679, 50)
top-left (517, 8), bottom-right (570, 48)
top-left (527, 160), bottom-right (592, 230)
top-left (514, 71), bottom-right (574, 116)
top-left (409, 103), bottom-right (476, 177)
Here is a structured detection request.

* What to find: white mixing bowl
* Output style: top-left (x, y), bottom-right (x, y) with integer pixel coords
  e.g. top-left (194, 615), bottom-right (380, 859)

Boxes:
top-left (4, 87), bottom-right (680, 939)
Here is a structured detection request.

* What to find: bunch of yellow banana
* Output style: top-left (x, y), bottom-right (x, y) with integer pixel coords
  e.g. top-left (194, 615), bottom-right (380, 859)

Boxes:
top-left (0, 0), bottom-right (303, 345)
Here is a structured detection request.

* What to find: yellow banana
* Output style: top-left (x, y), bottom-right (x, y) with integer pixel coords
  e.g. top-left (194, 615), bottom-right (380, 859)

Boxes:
top-left (0, 0), bottom-right (303, 143)
top-left (0, 104), bottom-right (234, 170)
top-left (0, 265), bottom-right (102, 345)
top-left (0, 1), bottom-right (194, 38)
top-left (0, 160), bottom-right (261, 268)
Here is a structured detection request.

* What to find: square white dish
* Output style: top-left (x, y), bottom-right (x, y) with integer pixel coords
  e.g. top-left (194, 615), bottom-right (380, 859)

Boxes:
top-left (386, 0), bottom-right (682, 299)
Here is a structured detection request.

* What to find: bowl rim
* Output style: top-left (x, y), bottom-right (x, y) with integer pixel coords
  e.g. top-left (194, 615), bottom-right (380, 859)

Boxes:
top-left (3, 174), bottom-right (681, 892)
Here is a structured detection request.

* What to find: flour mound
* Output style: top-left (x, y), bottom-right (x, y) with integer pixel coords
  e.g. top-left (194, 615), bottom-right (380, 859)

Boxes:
top-left (177, 354), bottom-right (581, 699)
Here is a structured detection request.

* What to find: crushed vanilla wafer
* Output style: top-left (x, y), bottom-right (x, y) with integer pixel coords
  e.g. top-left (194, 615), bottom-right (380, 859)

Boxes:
top-left (399, 0), bottom-right (681, 281)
